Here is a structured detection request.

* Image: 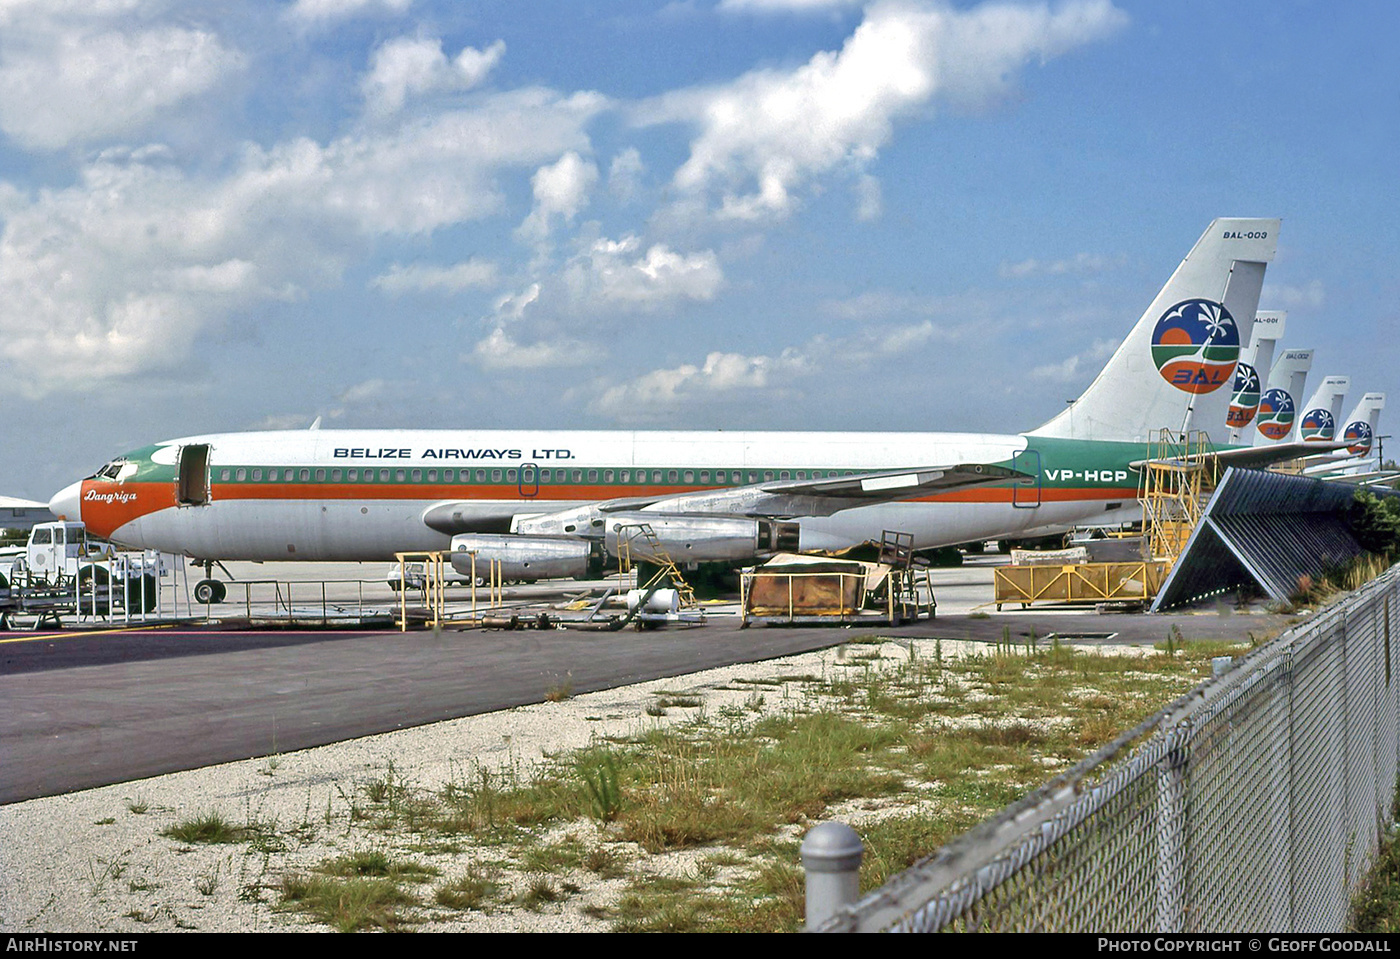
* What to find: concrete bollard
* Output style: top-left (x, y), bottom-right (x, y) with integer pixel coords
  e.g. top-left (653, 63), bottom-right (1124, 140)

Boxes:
top-left (802, 821), bottom-right (864, 930)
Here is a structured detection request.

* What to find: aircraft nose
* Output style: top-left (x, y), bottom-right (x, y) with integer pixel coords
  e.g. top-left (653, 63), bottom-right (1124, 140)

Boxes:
top-left (49, 481), bottom-right (82, 522)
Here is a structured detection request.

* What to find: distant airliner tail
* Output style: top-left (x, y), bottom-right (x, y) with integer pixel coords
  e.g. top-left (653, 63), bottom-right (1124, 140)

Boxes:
top-left (1029, 218), bottom-right (1280, 443)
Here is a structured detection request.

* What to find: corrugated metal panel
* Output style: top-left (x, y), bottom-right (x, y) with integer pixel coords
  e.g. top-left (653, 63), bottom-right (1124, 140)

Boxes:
top-left (1151, 468), bottom-right (1362, 611)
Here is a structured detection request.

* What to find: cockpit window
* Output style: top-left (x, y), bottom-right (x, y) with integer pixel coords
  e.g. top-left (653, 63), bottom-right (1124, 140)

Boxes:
top-left (95, 459), bottom-right (126, 480)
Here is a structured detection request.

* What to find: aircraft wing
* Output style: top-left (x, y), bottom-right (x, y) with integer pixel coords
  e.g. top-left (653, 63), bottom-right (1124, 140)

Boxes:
top-left (424, 463), bottom-right (1029, 534)
top-left (1131, 442), bottom-right (1351, 473)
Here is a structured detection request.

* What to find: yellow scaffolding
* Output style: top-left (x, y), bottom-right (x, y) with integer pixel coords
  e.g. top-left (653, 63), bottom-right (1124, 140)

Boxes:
top-left (393, 550), bottom-right (503, 631)
top-left (1138, 429), bottom-right (1218, 566)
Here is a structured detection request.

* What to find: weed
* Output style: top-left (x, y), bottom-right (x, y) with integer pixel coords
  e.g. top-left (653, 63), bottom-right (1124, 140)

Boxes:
top-left (320, 850), bottom-right (438, 882)
top-left (125, 797), bottom-right (150, 815)
top-left (195, 863), bottom-right (220, 897)
top-left (278, 874), bottom-right (419, 932)
top-left (160, 810), bottom-right (261, 845)
top-left (86, 853), bottom-right (129, 895)
top-left (580, 751), bottom-right (623, 823)
top-left (517, 875), bottom-right (563, 911)
top-left (583, 843), bottom-right (629, 879)
top-left (434, 867), bottom-right (501, 912)
top-left (545, 674), bottom-right (573, 702)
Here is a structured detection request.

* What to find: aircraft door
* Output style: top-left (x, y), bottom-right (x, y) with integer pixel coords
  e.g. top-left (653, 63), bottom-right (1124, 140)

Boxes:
top-left (1011, 449), bottom-right (1041, 508)
top-left (519, 463), bottom-right (538, 499)
top-left (177, 444), bottom-right (212, 506)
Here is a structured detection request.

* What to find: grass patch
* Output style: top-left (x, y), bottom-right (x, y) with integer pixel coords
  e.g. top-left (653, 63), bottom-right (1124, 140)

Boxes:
top-left (160, 810), bottom-right (267, 845)
top-left (317, 850), bottom-right (438, 883)
top-left (246, 634), bottom-right (1246, 932)
top-left (434, 867), bottom-right (502, 912)
top-left (278, 874), bottom-right (419, 932)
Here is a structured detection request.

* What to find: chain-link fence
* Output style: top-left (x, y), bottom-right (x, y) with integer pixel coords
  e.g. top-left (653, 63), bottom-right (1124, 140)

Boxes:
top-left (821, 565), bottom-right (1400, 932)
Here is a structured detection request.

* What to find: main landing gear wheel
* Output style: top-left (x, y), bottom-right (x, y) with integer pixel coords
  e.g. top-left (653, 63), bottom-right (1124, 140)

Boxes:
top-left (194, 579), bottom-right (227, 604)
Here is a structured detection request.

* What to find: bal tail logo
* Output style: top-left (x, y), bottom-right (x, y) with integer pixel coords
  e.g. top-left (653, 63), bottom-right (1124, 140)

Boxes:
top-left (1344, 421), bottom-right (1374, 455)
top-left (1226, 361), bottom-right (1261, 427)
top-left (1299, 408), bottom-right (1336, 442)
top-left (1256, 389), bottom-right (1296, 441)
top-left (1151, 299), bottom-right (1239, 394)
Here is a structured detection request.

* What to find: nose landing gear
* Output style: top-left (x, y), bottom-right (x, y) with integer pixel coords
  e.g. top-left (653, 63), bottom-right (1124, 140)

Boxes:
top-left (192, 559), bottom-right (229, 604)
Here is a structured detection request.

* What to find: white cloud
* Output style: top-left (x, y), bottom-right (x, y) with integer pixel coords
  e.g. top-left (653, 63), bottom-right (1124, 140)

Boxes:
top-left (854, 173), bottom-right (882, 221)
top-left (592, 349), bottom-right (810, 420)
top-left (0, 85), bottom-right (606, 395)
top-left (338, 378), bottom-right (388, 404)
top-left (563, 235), bottom-right (724, 308)
top-left (589, 317), bottom-right (942, 422)
top-left (999, 251), bottom-right (1119, 278)
top-left (471, 326), bottom-right (601, 370)
top-left (0, 18), bottom-right (241, 150)
top-left (372, 259), bottom-right (498, 294)
top-left (517, 151), bottom-right (600, 241)
top-left (287, 0), bottom-right (413, 25)
top-left (608, 147), bottom-right (645, 203)
top-left (1269, 280), bottom-right (1326, 309)
top-left (362, 36), bottom-right (505, 118)
top-left (718, 0), bottom-right (865, 12)
top-left (469, 283), bottom-right (601, 371)
top-left (1031, 337), bottom-right (1117, 382)
top-left (638, 0), bottom-right (1127, 220)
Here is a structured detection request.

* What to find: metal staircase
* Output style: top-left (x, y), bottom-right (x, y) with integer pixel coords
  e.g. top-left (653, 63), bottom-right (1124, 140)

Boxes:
top-left (614, 523), bottom-right (697, 610)
top-left (1138, 429), bottom-right (1219, 565)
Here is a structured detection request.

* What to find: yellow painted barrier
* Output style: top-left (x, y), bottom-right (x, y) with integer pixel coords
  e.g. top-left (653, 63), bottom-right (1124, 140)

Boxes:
top-left (994, 561), bottom-right (1167, 610)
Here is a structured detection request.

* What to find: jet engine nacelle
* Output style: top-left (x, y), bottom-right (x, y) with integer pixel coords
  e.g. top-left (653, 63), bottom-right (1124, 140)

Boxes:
top-left (449, 533), bottom-right (591, 581)
top-left (601, 512), bottom-right (794, 564)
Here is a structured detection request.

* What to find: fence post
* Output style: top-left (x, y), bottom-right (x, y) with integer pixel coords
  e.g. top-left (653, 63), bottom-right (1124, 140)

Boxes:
top-left (1156, 734), bottom-right (1188, 933)
top-left (802, 821), bottom-right (863, 931)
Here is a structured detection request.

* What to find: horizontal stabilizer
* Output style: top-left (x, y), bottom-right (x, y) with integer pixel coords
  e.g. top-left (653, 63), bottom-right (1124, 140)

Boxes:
top-left (1133, 441), bottom-right (1349, 473)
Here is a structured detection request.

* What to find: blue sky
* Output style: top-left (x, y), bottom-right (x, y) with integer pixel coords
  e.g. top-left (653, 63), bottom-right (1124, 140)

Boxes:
top-left (1, 0), bottom-right (1395, 500)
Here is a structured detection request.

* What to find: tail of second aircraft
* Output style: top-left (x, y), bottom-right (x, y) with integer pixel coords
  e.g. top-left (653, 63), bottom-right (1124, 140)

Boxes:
top-left (1029, 218), bottom-right (1280, 444)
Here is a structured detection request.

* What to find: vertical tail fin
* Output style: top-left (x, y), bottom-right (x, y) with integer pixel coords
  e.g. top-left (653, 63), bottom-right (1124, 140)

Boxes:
top-left (1253, 348), bottom-right (1314, 445)
top-left (1226, 310), bottom-right (1286, 437)
top-left (1030, 218), bottom-right (1279, 443)
top-left (1298, 375), bottom-right (1351, 442)
top-left (1340, 392), bottom-right (1386, 457)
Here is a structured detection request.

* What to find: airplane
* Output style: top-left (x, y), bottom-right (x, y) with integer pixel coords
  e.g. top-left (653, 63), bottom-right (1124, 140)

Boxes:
top-left (1225, 310), bottom-right (1285, 437)
top-left (1301, 392), bottom-right (1387, 478)
top-left (1252, 347), bottom-right (1314, 445)
top-left (50, 218), bottom-right (1294, 603)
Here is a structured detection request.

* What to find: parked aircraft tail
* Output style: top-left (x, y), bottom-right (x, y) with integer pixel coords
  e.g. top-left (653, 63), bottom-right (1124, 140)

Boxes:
top-left (1226, 310), bottom-right (1286, 434)
top-left (1252, 348), bottom-right (1314, 445)
top-left (1341, 392), bottom-right (1386, 458)
top-left (1030, 218), bottom-right (1279, 444)
top-left (1298, 375), bottom-right (1351, 443)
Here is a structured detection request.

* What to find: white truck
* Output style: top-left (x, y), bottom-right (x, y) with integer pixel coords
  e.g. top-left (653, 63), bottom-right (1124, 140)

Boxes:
top-left (0, 521), bottom-right (163, 613)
